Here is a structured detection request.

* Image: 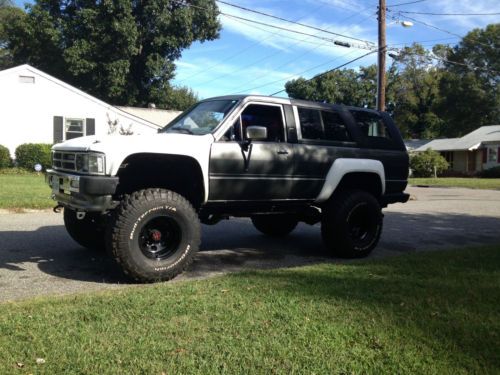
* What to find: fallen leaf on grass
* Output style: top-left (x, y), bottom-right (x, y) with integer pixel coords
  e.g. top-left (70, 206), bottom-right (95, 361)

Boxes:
top-left (220, 289), bottom-right (229, 293)
top-left (16, 362), bottom-right (24, 368)
top-left (35, 358), bottom-right (45, 365)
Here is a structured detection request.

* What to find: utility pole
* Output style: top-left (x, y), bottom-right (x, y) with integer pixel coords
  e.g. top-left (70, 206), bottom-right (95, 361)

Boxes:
top-left (377, 0), bottom-right (386, 111)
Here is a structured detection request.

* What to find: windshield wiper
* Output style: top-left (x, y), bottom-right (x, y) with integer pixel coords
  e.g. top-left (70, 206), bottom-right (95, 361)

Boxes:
top-left (169, 127), bottom-right (194, 135)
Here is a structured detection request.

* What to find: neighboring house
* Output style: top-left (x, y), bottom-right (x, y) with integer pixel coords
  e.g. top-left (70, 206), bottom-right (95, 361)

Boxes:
top-left (0, 64), bottom-right (178, 157)
top-left (117, 106), bottom-right (181, 128)
top-left (404, 139), bottom-right (431, 152)
top-left (415, 125), bottom-right (500, 173)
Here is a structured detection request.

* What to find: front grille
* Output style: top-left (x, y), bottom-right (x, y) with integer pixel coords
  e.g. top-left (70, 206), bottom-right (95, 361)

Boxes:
top-left (52, 151), bottom-right (77, 172)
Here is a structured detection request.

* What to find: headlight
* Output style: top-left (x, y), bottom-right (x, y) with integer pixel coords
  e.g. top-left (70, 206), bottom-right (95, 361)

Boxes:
top-left (75, 153), bottom-right (105, 175)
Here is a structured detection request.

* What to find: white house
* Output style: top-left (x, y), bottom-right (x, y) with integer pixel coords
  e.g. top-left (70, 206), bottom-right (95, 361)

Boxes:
top-left (415, 125), bottom-right (500, 173)
top-left (0, 64), bottom-right (181, 157)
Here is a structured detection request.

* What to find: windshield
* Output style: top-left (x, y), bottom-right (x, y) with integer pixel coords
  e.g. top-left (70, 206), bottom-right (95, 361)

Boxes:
top-left (161, 99), bottom-right (239, 135)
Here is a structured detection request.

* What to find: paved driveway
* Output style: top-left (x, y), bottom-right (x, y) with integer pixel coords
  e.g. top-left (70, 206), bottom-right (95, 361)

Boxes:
top-left (1, 186), bottom-right (500, 301)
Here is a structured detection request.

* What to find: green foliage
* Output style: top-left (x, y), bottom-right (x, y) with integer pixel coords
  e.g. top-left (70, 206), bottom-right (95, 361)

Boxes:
top-left (434, 24), bottom-right (499, 137)
top-left (0, 246), bottom-right (499, 373)
top-left (478, 166), bottom-right (500, 178)
top-left (164, 85), bottom-right (199, 111)
top-left (0, 144), bottom-right (11, 168)
top-left (284, 24), bottom-right (499, 139)
top-left (0, 174), bottom-right (52, 209)
top-left (410, 149), bottom-right (449, 177)
top-left (285, 64), bottom-right (397, 109)
top-left (3, 0), bottom-right (220, 108)
top-left (391, 44), bottom-right (444, 139)
top-left (0, 2), bottom-right (24, 69)
top-left (14, 143), bottom-right (52, 171)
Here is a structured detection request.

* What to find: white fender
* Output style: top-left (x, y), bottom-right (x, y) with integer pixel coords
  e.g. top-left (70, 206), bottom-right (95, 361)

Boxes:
top-left (315, 158), bottom-right (385, 202)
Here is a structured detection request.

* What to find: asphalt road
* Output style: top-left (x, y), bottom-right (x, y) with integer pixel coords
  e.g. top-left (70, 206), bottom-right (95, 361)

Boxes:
top-left (1, 186), bottom-right (500, 302)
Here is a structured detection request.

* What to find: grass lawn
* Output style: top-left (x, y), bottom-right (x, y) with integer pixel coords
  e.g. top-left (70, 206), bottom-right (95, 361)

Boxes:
top-left (0, 173), bottom-right (53, 209)
top-left (1, 246), bottom-right (499, 374)
top-left (409, 177), bottom-right (500, 190)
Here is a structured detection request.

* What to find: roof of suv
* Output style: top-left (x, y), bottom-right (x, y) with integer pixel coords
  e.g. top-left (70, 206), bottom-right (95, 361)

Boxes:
top-left (201, 95), bottom-right (384, 115)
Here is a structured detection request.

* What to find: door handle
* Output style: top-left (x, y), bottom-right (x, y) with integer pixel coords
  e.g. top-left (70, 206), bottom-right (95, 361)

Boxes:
top-left (277, 149), bottom-right (289, 155)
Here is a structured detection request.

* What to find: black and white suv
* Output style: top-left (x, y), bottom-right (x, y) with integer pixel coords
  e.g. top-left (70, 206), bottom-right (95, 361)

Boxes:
top-left (47, 95), bottom-right (409, 282)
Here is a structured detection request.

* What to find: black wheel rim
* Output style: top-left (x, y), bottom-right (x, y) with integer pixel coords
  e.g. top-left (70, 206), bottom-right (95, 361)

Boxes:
top-left (138, 216), bottom-right (182, 260)
top-left (347, 203), bottom-right (377, 247)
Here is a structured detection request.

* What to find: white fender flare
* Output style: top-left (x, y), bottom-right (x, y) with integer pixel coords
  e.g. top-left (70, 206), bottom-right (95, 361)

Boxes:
top-left (315, 158), bottom-right (385, 203)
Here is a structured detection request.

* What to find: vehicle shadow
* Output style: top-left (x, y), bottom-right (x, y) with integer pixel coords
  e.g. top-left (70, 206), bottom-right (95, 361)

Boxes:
top-left (0, 212), bottom-right (500, 284)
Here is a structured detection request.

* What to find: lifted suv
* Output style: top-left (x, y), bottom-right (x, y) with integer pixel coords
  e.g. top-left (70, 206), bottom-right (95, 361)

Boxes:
top-left (47, 95), bottom-right (409, 282)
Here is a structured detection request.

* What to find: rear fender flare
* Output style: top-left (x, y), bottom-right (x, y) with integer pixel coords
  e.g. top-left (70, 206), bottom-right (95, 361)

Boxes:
top-left (315, 158), bottom-right (385, 202)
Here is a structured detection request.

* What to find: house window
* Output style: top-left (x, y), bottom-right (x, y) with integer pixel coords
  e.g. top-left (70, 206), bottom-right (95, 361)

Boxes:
top-left (489, 147), bottom-right (498, 163)
top-left (442, 151), bottom-right (454, 169)
top-left (65, 118), bottom-right (85, 140)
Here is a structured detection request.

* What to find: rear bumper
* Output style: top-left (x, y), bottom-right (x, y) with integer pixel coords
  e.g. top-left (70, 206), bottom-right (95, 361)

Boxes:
top-left (380, 192), bottom-right (410, 207)
top-left (46, 169), bottom-right (119, 211)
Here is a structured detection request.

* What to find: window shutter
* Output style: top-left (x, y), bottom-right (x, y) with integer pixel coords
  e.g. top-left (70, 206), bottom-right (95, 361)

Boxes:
top-left (482, 149), bottom-right (487, 163)
top-left (86, 118), bottom-right (95, 136)
top-left (53, 116), bottom-right (63, 143)
top-left (498, 147), bottom-right (500, 163)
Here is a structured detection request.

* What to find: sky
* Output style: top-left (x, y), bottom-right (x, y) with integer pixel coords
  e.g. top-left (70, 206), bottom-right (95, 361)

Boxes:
top-left (14, 0), bottom-right (500, 99)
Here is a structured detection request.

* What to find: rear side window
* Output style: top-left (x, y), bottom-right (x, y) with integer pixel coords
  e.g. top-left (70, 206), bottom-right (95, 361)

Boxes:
top-left (322, 111), bottom-right (350, 142)
top-left (298, 107), bottom-right (351, 142)
top-left (350, 110), bottom-right (391, 139)
top-left (298, 108), bottom-right (323, 140)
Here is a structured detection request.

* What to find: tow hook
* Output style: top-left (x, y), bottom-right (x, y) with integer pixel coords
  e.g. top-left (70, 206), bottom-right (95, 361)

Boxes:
top-left (53, 205), bottom-right (63, 213)
top-left (76, 212), bottom-right (86, 220)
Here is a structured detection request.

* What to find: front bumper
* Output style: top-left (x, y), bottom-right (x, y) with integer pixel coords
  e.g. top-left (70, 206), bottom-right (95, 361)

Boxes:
top-left (46, 169), bottom-right (119, 212)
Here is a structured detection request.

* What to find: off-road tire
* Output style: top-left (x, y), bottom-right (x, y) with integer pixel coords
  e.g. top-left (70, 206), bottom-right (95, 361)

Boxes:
top-left (251, 215), bottom-right (298, 237)
top-left (321, 190), bottom-right (382, 258)
top-left (107, 189), bottom-right (200, 283)
top-left (63, 208), bottom-right (106, 251)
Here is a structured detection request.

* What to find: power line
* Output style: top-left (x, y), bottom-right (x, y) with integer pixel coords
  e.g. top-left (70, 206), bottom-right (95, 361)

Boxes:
top-left (220, 9), bottom-right (378, 94)
top-left (178, 2), bottom-right (377, 92)
top-left (175, 1), bottom-right (374, 49)
top-left (396, 14), bottom-right (494, 49)
top-left (216, 0), bottom-right (373, 44)
top-left (174, 0), bottom-right (329, 84)
top-left (229, 50), bottom-right (359, 95)
top-left (400, 11), bottom-right (500, 16)
top-left (387, 0), bottom-right (426, 7)
top-left (269, 50), bottom-right (378, 96)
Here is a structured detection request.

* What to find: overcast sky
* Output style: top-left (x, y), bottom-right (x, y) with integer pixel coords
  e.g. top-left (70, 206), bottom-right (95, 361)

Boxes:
top-left (14, 0), bottom-right (500, 99)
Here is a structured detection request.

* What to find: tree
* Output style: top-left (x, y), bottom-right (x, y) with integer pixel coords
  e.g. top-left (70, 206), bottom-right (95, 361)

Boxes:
top-left (4, 0), bottom-right (220, 108)
top-left (390, 44), bottom-right (444, 139)
top-left (285, 64), bottom-right (397, 109)
top-left (164, 85), bottom-right (199, 110)
top-left (434, 24), bottom-right (500, 137)
top-left (0, 0), bottom-right (24, 69)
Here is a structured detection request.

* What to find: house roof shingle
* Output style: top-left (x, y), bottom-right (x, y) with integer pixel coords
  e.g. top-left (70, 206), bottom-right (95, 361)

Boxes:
top-left (415, 125), bottom-right (500, 152)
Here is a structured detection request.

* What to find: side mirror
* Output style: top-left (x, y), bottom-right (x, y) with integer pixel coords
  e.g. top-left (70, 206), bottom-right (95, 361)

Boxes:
top-left (246, 126), bottom-right (267, 141)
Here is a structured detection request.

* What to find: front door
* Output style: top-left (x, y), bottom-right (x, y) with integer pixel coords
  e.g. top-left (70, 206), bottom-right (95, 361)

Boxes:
top-left (208, 103), bottom-right (294, 201)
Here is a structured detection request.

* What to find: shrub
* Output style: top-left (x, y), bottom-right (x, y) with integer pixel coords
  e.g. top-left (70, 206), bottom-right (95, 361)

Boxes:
top-left (478, 166), bottom-right (500, 178)
top-left (14, 143), bottom-right (52, 171)
top-left (0, 145), bottom-right (11, 169)
top-left (410, 149), bottom-right (449, 178)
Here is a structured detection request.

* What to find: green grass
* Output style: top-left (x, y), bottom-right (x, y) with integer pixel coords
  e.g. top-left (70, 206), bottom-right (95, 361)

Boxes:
top-left (0, 173), bottom-right (53, 209)
top-left (409, 177), bottom-right (500, 190)
top-left (1, 246), bottom-right (499, 374)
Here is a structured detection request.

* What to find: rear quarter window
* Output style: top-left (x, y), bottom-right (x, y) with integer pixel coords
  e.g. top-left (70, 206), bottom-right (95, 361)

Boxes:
top-left (297, 107), bottom-right (352, 143)
top-left (350, 110), bottom-right (396, 149)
